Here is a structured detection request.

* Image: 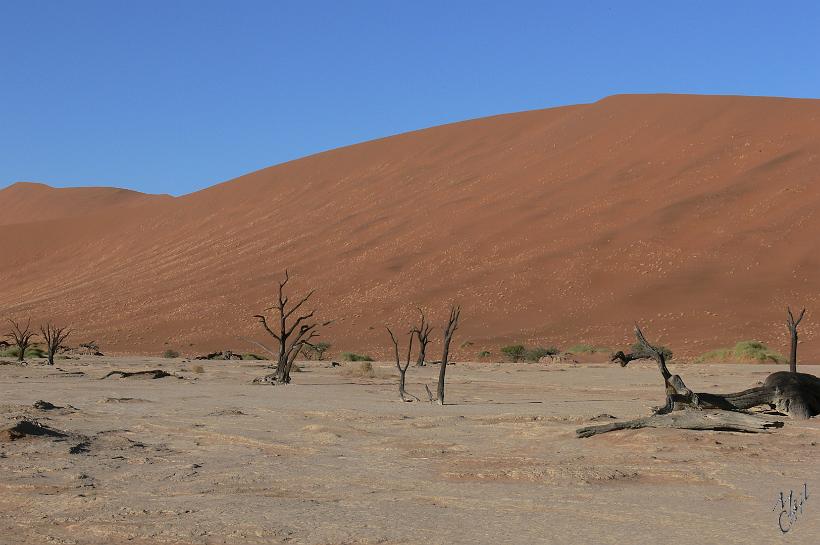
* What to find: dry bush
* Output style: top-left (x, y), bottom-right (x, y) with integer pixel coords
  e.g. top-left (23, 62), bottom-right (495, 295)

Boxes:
top-left (192, 364), bottom-right (205, 373)
top-left (342, 361), bottom-right (375, 378)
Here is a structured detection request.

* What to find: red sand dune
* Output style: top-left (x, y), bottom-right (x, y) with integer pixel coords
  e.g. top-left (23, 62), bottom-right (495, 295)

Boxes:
top-left (0, 182), bottom-right (171, 227)
top-left (2, 94), bottom-right (820, 360)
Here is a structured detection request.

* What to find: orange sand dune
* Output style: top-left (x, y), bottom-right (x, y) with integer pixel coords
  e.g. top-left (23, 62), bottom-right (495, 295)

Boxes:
top-left (2, 94), bottom-right (820, 359)
top-left (0, 182), bottom-right (172, 227)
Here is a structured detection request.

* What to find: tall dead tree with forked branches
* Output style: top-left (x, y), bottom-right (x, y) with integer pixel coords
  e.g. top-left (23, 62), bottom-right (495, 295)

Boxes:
top-left (435, 305), bottom-right (461, 405)
top-left (253, 270), bottom-right (327, 384)
top-left (786, 307), bottom-right (806, 373)
top-left (40, 323), bottom-right (71, 366)
top-left (386, 326), bottom-right (418, 402)
top-left (6, 319), bottom-right (36, 362)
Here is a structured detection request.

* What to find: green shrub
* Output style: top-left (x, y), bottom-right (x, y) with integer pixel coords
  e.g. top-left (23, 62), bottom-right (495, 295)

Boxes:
top-left (312, 342), bottom-right (331, 361)
top-left (341, 352), bottom-right (373, 362)
top-left (630, 342), bottom-right (673, 361)
top-left (697, 341), bottom-right (784, 364)
top-left (501, 345), bottom-right (527, 362)
top-left (0, 345), bottom-right (46, 358)
top-left (163, 349), bottom-right (180, 359)
top-left (478, 350), bottom-right (491, 358)
top-left (525, 346), bottom-right (560, 362)
top-left (567, 344), bottom-right (612, 354)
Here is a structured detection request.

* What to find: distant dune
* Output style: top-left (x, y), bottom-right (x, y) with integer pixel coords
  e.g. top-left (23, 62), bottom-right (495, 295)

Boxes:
top-left (0, 182), bottom-right (172, 227)
top-left (2, 94), bottom-right (820, 359)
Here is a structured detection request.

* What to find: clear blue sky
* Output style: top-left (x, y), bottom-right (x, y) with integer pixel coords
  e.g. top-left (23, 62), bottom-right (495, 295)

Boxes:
top-left (1, 1), bottom-right (818, 196)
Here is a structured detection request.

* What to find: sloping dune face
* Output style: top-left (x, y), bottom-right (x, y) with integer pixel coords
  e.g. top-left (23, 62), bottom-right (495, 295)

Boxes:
top-left (1, 94), bottom-right (819, 358)
top-left (0, 182), bottom-right (171, 226)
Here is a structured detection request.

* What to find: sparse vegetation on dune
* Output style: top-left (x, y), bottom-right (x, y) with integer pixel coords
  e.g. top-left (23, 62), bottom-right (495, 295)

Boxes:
top-left (566, 343), bottom-right (612, 354)
top-left (696, 341), bottom-right (784, 364)
top-left (341, 352), bottom-right (373, 362)
top-left (501, 344), bottom-right (560, 362)
top-left (0, 345), bottom-right (46, 359)
top-left (162, 349), bottom-right (180, 359)
top-left (525, 346), bottom-right (559, 362)
top-left (500, 345), bottom-right (526, 362)
top-left (341, 360), bottom-right (376, 378)
top-left (241, 353), bottom-right (266, 360)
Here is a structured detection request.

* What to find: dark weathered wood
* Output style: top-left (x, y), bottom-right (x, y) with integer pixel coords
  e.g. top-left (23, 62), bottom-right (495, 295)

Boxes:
top-left (39, 323), bottom-right (71, 366)
top-left (436, 305), bottom-right (461, 405)
top-left (414, 308), bottom-right (432, 367)
top-left (253, 269), bottom-right (327, 384)
top-left (100, 369), bottom-right (175, 379)
top-left (386, 326), bottom-right (418, 402)
top-left (577, 409), bottom-right (783, 438)
top-left (583, 325), bottom-right (820, 437)
top-left (6, 318), bottom-right (36, 362)
top-left (786, 307), bottom-right (806, 373)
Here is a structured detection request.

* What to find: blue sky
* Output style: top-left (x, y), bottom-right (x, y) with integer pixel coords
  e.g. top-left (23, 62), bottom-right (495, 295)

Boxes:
top-left (1, 1), bottom-right (818, 195)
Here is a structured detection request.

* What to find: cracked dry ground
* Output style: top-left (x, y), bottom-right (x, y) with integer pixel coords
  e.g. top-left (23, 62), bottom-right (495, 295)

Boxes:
top-left (1, 357), bottom-right (818, 544)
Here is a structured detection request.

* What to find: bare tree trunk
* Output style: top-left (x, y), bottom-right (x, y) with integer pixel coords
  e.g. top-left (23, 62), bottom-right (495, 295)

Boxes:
top-left (787, 307), bottom-right (806, 373)
top-left (436, 305), bottom-right (461, 405)
top-left (40, 324), bottom-right (71, 366)
top-left (253, 270), bottom-right (326, 384)
top-left (387, 326), bottom-right (417, 401)
top-left (415, 308), bottom-right (432, 366)
top-left (6, 319), bottom-right (35, 362)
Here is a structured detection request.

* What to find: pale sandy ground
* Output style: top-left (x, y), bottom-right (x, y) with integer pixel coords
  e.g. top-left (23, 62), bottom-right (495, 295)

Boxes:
top-left (1, 357), bottom-right (818, 545)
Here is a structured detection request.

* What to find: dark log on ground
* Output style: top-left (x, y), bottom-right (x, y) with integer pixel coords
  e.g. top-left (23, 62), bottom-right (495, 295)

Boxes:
top-left (578, 325), bottom-right (820, 438)
top-left (100, 369), bottom-right (175, 379)
top-left (577, 409), bottom-right (784, 438)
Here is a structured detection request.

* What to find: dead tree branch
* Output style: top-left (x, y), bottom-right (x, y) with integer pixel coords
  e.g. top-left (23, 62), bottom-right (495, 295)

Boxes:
top-left (253, 270), bottom-right (326, 384)
top-left (386, 326), bottom-right (419, 402)
top-left (40, 324), bottom-right (71, 366)
top-left (436, 305), bottom-right (461, 405)
top-left (414, 308), bottom-right (433, 367)
top-left (6, 319), bottom-right (36, 362)
top-left (580, 324), bottom-right (820, 437)
top-left (787, 307), bottom-right (806, 373)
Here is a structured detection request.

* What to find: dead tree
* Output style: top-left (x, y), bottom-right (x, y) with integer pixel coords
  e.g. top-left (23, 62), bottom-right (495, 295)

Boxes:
top-left (386, 326), bottom-right (418, 402)
top-left (253, 270), bottom-right (326, 384)
top-left (6, 319), bottom-right (36, 362)
top-left (786, 307), bottom-right (806, 373)
top-left (40, 324), bottom-right (71, 366)
top-left (414, 308), bottom-right (433, 366)
top-left (436, 305), bottom-right (461, 405)
top-left (578, 324), bottom-right (820, 438)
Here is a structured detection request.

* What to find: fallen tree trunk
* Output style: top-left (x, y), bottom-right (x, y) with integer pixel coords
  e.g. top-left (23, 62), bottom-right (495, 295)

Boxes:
top-left (100, 369), bottom-right (175, 379)
top-left (577, 408), bottom-right (783, 438)
top-left (578, 325), bottom-right (820, 438)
